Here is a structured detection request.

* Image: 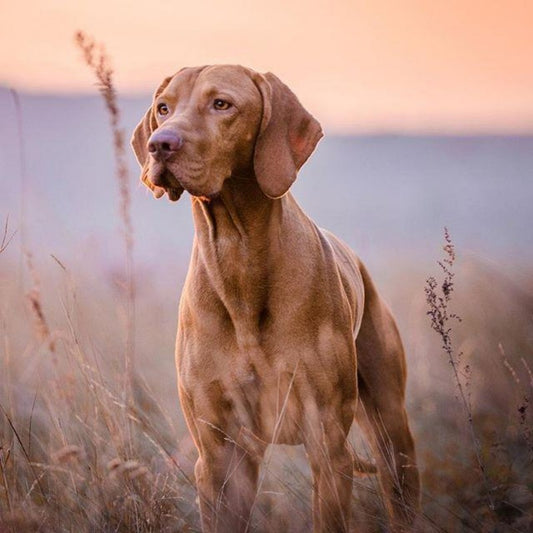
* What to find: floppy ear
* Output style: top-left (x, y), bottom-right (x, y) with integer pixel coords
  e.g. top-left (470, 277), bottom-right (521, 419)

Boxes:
top-left (131, 76), bottom-right (172, 199)
top-left (253, 72), bottom-right (323, 199)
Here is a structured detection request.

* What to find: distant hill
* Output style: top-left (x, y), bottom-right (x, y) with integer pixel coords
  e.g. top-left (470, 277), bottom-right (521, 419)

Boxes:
top-left (1, 87), bottom-right (532, 278)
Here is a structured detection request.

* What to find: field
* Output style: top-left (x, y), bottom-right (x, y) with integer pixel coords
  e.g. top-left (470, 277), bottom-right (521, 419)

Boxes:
top-left (1, 223), bottom-right (532, 531)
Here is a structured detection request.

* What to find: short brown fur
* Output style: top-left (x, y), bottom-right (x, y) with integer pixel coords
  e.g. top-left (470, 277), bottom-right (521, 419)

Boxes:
top-left (132, 65), bottom-right (420, 532)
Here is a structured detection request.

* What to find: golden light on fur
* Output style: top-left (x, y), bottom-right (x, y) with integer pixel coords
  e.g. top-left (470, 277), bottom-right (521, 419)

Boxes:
top-left (132, 65), bottom-right (420, 532)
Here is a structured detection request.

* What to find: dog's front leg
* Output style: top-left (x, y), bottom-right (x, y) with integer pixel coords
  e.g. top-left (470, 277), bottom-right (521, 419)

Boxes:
top-left (304, 421), bottom-right (354, 533)
top-left (194, 438), bottom-right (263, 533)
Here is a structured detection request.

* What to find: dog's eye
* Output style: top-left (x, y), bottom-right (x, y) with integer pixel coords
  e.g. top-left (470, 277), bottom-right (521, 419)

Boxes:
top-left (157, 103), bottom-right (169, 116)
top-left (213, 99), bottom-right (231, 111)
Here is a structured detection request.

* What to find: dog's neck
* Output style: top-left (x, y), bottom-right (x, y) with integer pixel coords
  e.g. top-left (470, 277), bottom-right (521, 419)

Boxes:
top-left (189, 175), bottom-right (297, 337)
top-left (190, 176), bottom-right (288, 244)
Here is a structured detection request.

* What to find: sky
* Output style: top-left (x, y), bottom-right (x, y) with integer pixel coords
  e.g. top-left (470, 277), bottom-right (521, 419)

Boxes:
top-left (1, 0), bottom-right (533, 133)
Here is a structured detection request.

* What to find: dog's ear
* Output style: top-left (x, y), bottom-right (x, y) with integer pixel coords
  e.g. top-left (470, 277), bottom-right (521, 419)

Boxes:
top-left (131, 76), bottom-right (172, 199)
top-left (253, 72), bottom-right (323, 199)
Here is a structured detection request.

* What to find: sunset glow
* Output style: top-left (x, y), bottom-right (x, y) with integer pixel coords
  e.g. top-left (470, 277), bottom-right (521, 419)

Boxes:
top-left (1, 0), bottom-right (533, 132)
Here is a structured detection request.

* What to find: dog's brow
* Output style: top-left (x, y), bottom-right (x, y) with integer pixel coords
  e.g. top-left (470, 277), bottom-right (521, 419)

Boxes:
top-left (157, 82), bottom-right (180, 103)
top-left (201, 85), bottom-right (242, 101)
top-left (155, 90), bottom-right (175, 103)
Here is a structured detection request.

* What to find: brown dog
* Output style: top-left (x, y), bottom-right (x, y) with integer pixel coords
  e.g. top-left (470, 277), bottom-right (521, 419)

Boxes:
top-left (132, 65), bottom-right (420, 532)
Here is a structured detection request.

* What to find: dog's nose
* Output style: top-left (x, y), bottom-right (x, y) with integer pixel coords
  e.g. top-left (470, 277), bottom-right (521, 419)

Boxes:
top-left (148, 130), bottom-right (183, 161)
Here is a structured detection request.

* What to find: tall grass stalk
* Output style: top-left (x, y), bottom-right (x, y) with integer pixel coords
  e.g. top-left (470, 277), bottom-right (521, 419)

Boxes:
top-left (25, 252), bottom-right (54, 353)
top-left (0, 217), bottom-right (16, 254)
top-left (425, 228), bottom-right (495, 512)
top-left (74, 31), bottom-right (136, 417)
top-left (9, 89), bottom-right (27, 286)
top-left (499, 343), bottom-right (533, 458)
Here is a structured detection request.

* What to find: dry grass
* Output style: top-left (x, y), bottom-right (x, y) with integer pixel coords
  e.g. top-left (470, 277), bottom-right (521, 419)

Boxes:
top-left (0, 217), bottom-right (16, 254)
top-left (414, 252), bottom-right (533, 532)
top-left (0, 258), bottom-right (197, 532)
top-left (74, 31), bottom-right (136, 415)
top-left (425, 229), bottom-right (494, 514)
top-left (1, 249), bottom-right (532, 532)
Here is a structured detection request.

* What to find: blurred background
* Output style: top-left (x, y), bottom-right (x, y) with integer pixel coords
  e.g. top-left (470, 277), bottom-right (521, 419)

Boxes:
top-left (1, 1), bottom-right (532, 531)
top-left (1, 0), bottom-right (533, 278)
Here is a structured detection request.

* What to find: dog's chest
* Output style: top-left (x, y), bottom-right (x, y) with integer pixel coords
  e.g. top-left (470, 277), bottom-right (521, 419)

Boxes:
top-left (177, 317), bottom-right (357, 443)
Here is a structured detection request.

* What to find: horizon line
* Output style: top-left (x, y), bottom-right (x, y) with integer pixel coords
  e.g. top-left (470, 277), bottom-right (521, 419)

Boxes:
top-left (2, 84), bottom-right (533, 137)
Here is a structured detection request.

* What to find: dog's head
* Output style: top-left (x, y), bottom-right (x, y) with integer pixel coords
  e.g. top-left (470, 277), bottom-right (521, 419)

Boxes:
top-left (131, 65), bottom-right (323, 201)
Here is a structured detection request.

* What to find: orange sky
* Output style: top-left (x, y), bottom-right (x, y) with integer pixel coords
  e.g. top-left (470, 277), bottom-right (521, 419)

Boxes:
top-left (1, 0), bottom-right (533, 133)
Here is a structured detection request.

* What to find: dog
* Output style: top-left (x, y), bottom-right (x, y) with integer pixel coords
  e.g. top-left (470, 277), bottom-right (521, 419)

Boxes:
top-left (132, 65), bottom-right (420, 532)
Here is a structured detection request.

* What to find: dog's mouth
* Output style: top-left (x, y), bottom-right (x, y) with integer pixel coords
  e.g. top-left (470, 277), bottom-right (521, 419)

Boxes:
top-left (147, 159), bottom-right (222, 202)
top-left (146, 162), bottom-right (184, 202)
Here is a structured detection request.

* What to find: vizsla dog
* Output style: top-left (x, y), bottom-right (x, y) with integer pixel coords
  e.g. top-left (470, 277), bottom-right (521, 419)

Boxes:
top-left (132, 65), bottom-right (420, 532)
